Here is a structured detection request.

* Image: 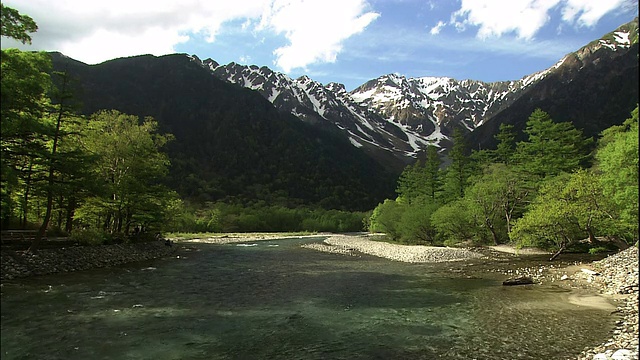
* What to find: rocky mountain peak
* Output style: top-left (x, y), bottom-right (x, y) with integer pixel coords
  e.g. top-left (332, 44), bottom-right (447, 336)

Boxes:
top-left (194, 17), bottom-right (638, 172)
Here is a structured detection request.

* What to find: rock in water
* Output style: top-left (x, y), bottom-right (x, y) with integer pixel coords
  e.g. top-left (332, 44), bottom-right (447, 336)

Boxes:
top-left (503, 276), bottom-right (535, 286)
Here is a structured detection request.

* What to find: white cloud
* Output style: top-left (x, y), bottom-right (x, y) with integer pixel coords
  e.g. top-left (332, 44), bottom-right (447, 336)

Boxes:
top-left (561, 0), bottom-right (629, 27)
top-left (256, 0), bottom-right (379, 72)
top-left (446, 0), bottom-right (633, 40)
top-left (1, 0), bottom-right (377, 71)
top-left (451, 0), bottom-right (561, 40)
top-left (430, 21), bottom-right (446, 35)
top-left (2, 0), bottom-right (267, 62)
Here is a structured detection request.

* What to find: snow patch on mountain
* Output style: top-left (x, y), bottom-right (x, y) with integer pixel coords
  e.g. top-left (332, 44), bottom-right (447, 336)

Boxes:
top-left (190, 17), bottom-right (638, 170)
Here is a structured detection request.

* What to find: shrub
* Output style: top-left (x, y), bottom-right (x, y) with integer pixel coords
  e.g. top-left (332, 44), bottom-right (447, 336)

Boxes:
top-left (398, 199), bottom-right (439, 245)
top-left (369, 199), bottom-right (405, 240)
top-left (588, 246), bottom-right (609, 255)
top-left (70, 228), bottom-right (110, 246)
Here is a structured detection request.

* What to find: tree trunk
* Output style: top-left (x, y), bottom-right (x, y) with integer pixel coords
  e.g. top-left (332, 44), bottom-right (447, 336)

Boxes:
top-left (116, 210), bottom-right (123, 233)
top-left (124, 210), bottom-right (132, 235)
top-left (21, 160), bottom-right (34, 228)
top-left (549, 243), bottom-right (566, 261)
top-left (103, 213), bottom-right (112, 232)
top-left (29, 131), bottom-right (61, 252)
top-left (29, 72), bottom-right (69, 253)
top-left (488, 222), bottom-right (498, 245)
top-left (56, 195), bottom-right (64, 230)
top-left (64, 197), bottom-right (76, 234)
top-left (586, 222), bottom-right (596, 243)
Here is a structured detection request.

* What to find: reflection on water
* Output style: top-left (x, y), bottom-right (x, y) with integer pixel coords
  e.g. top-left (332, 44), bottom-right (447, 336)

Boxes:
top-left (1, 237), bottom-right (615, 359)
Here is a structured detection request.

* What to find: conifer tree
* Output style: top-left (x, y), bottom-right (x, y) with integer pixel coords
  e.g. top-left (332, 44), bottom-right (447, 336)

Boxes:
top-left (492, 123), bottom-right (516, 164)
top-left (442, 128), bottom-right (471, 202)
top-left (515, 109), bottom-right (592, 178)
top-left (423, 145), bottom-right (441, 201)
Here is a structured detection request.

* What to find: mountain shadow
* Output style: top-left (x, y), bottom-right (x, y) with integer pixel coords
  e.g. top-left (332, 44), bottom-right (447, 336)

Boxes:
top-left (50, 52), bottom-right (397, 211)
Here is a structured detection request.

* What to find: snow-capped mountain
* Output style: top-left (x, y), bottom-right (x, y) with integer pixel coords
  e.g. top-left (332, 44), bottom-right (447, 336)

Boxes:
top-left (196, 58), bottom-right (545, 168)
top-left (192, 17), bottom-right (637, 171)
top-left (199, 59), bottom-right (426, 171)
top-left (349, 72), bottom-right (546, 135)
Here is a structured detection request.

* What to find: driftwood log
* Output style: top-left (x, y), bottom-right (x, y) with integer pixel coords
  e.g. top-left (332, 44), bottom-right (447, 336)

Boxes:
top-left (503, 276), bottom-right (535, 286)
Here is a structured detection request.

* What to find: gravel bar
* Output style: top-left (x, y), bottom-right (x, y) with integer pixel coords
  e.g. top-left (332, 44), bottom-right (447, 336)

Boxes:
top-left (313, 235), bottom-right (485, 263)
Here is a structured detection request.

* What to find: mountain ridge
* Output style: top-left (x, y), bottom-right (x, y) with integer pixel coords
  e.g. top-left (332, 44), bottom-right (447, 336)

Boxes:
top-left (200, 17), bottom-right (637, 166)
top-left (48, 17), bottom-right (638, 209)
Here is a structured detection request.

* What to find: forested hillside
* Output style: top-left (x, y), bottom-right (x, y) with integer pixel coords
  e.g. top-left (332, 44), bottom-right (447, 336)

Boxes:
top-left (49, 52), bottom-right (397, 211)
top-left (467, 19), bottom-right (639, 150)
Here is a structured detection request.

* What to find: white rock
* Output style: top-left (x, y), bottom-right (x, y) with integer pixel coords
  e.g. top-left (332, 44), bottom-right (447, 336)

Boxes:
top-left (560, 274), bottom-right (570, 280)
top-left (593, 353), bottom-right (610, 360)
top-left (582, 268), bottom-right (600, 275)
top-left (611, 349), bottom-right (633, 360)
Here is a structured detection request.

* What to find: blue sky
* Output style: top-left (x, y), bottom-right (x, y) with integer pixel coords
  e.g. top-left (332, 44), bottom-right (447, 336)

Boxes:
top-left (2, 0), bottom-right (638, 90)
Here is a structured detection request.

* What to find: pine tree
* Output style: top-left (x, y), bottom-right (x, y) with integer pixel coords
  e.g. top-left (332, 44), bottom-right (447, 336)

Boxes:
top-left (515, 109), bottom-right (592, 178)
top-left (423, 145), bottom-right (441, 201)
top-left (492, 123), bottom-right (516, 164)
top-left (442, 128), bottom-right (471, 202)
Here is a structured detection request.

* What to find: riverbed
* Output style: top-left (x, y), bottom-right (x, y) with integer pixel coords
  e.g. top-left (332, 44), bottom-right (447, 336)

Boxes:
top-left (0, 236), bottom-right (618, 359)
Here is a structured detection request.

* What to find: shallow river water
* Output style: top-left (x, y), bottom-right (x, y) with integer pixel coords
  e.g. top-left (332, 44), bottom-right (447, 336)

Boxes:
top-left (1, 237), bottom-right (616, 359)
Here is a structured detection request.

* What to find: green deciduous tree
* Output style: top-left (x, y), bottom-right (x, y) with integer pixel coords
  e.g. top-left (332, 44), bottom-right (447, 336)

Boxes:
top-left (510, 170), bottom-right (616, 260)
top-left (369, 199), bottom-right (404, 240)
top-left (30, 71), bottom-right (86, 251)
top-left (75, 110), bottom-right (174, 234)
top-left (511, 175), bottom-right (581, 260)
top-left (0, 4), bottom-right (37, 44)
top-left (398, 197), bottom-right (439, 244)
top-left (431, 198), bottom-right (482, 245)
top-left (466, 163), bottom-right (532, 243)
top-left (0, 49), bottom-right (53, 227)
top-left (594, 106), bottom-right (639, 242)
top-left (563, 169), bottom-right (618, 243)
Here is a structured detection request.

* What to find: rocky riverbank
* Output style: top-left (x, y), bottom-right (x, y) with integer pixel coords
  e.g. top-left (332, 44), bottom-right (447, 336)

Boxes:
top-left (304, 235), bottom-right (638, 360)
top-left (569, 247), bottom-right (638, 360)
top-left (487, 246), bottom-right (638, 360)
top-left (1, 240), bottom-right (178, 282)
top-left (177, 233), bottom-right (323, 244)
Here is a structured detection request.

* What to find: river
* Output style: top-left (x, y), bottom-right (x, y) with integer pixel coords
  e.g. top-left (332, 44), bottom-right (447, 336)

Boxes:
top-left (1, 236), bottom-right (615, 359)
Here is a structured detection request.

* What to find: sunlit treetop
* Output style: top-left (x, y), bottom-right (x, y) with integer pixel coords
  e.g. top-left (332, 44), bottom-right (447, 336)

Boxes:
top-left (0, 3), bottom-right (37, 44)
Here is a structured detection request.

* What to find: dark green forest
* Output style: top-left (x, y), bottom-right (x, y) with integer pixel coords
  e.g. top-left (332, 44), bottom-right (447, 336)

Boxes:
top-left (1, 4), bottom-right (638, 255)
top-left (46, 51), bottom-right (397, 212)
